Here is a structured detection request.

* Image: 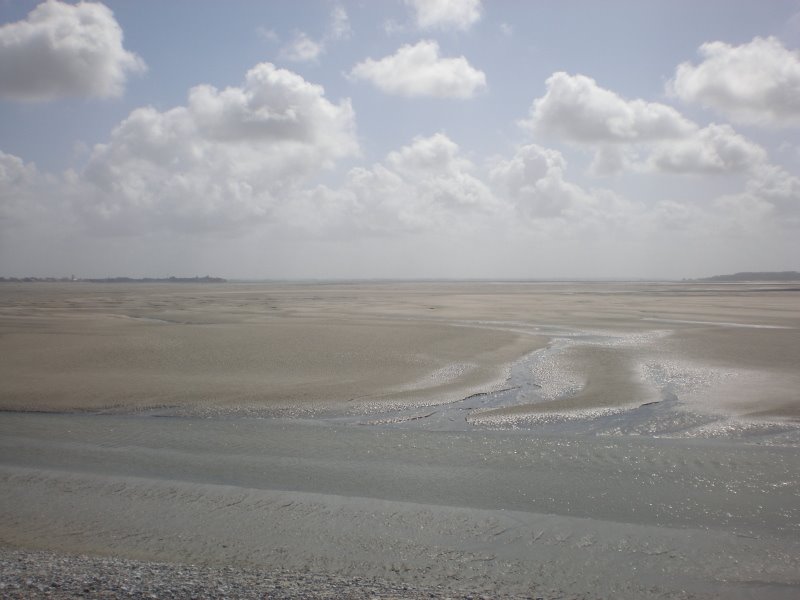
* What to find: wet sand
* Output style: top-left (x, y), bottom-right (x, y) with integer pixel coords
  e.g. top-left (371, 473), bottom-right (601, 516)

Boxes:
top-left (1, 280), bottom-right (798, 418)
top-left (0, 413), bottom-right (798, 599)
top-left (0, 283), bottom-right (546, 415)
top-left (1, 281), bottom-right (799, 598)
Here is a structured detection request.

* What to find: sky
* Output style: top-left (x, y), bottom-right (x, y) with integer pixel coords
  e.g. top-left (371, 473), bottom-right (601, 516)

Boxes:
top-left (1, 0), bottom-right (799, 280)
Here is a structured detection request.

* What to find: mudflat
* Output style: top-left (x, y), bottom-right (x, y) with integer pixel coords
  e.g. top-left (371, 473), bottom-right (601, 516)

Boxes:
top-left (1, 281), bottom-right (799, 599)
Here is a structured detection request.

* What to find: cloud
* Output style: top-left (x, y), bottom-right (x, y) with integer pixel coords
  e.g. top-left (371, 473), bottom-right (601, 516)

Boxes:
top-left (338, 136), bottom-right (640, 237)
top-left (707, 163), bottom-right (800, 235)
top-left (0, 0), bottom-right (145, 101)
top-left (655, 161), bottom-right (800, 238)
top-left (1, 50), bottom-right (795, 276)
top-left (383, 19), bottom-right (406, 36)
top-left (283, 133), bottom-right (500, 236)
top-left (668, 37), bottom-right (800, 126)
top-left (328, 5), bottom-right (351, 41)
top-left (490, 145), bottom-right (580, 218)
top-left (0, 150), bottom-right (78, 234)
top-left (278, 5), bottom-right (351, 63)
top-left (743, 164), bottom-right (800, 219)
top-left (359, 134), bottom-right (497, 232)
top-left (587, 145), bottom-right (636, 177)
top-left (280, 32), bottom-right (323, 63)
top-left (349, 40), bottom-right (486, 98)
top-left (0, 151), bottom-right (42, 223)
top-left (384, 133), bottom-right (497, 212)
top-left (525, 72), bottom-right (695, 143)
top-left (4, 121), bottom-right (795, 280)
top-left (256, 27), bottom-right (279, 43)
top-left (489, 144), bottom-right (628, 221)
top-left (648, 124), bottom-right (767, 174)
top-left (0, 151), bottom-right (37, 188)
top-left (387, 132), bottom-right (471, 176)
top-left (525, 72), bottom-right (771, 177)
top-left (78, 62), bottom-right (358, 233)
top-left (405, 0), bottom-right (482, 31)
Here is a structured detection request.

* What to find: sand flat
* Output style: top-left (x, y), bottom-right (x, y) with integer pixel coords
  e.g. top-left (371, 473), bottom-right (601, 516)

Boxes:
top-left (1, 281), bottom-right (799, 418)
top-left (0, 283), bottom-right (545, 414)
top-left (0, 316), bottom-right (541, 414)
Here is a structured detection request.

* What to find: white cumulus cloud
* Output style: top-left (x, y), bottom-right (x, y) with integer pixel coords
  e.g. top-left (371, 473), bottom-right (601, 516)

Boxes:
top-left (526, 72), bottom-right (772, 177)
top-left (384, 133), bottom-right (497, 212)
top-left (288, 133), bottom-right (499, 235)
top-left (0, 0), bottom-right (145, 101)
top-left (349, 133), bottom-right (498, 232)
top-left (488, 144), bottom-right (643, 242)
top-left (648, 124), bottom-right (767, 174)
top-left (0, 151), bottom-right (42, 223)
top-left (525, 72), bottom-right (695, 143)
top-left (349, 40), bottom-right (486, 98)
top-left (0, 149), bottom-right (76, 233)
top-left (79, 63), bottom-right (358, 233)
top-left (669, 37), bottom-right (800, 126)
top-left (490, 144), bottom-right (594, 218)
top-left (405, 0), bottom-right (482, 31)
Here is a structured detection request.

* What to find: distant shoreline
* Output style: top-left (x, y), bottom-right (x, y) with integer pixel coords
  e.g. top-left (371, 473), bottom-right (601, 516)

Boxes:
top-left (0, 276), bottom-right (226, 284)
top-left (2, 272), bottom-right (799, 284)
top-left (690, 271), bottom-right (800, 283)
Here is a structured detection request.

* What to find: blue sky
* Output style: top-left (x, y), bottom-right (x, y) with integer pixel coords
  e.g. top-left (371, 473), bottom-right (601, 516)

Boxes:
top-left (1, 0), bottom-right (799, 279)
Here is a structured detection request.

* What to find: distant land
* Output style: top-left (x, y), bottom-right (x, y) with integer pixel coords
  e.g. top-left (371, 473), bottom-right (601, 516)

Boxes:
top-left (0, 276), bottom-right (227, 283)
top-left (691, 271), bottom-right (800, 282)
top-left (2, 273), bottom-right (799, 284)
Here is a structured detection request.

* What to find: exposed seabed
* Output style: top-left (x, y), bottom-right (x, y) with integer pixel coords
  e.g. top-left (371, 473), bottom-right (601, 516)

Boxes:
top-left (1, 281), bottom-right (799, 598)
top-left (333, 328), bottom-right (800, 447)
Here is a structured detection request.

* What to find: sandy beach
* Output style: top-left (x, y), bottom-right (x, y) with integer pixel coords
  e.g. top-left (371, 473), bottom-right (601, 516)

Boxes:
top-left (1, 281), bottom-right (799, 598)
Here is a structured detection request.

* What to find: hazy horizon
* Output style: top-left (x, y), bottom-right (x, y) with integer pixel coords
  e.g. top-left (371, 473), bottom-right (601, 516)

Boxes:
top-left (2, 1), bottom-right (800, 280)
top-left (3, 272), bottom-right (799, 283)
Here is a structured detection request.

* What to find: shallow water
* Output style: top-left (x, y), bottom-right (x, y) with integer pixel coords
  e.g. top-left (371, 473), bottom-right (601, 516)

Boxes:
top-left (1, 410), bottom-right (799, 598)
top-left (337, 327), bottom-right (800, 446)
